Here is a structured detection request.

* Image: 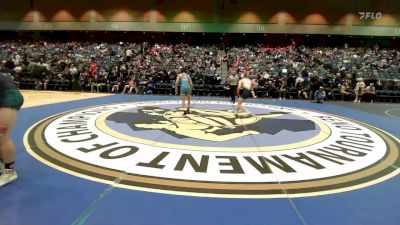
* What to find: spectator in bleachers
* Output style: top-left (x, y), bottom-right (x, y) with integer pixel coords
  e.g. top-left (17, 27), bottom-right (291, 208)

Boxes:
top-left (96, 72), bottom-right (108, 93)
top-left (364, 83), bottom-right (377, 103)
top-left (144, 77), bottom-right (155, 94)
top-left (340, 82), bottom-right (351, 101)
top-left (313, 86), bottom-right (326, 103)
top-left (121, 77), bottom-right (137, 94)
top-left (111, 77), bottom-right (122, 93)
top-left (264, 80), bottom-right (276, 98)
top-left (69, 64), bottom-right (78, 80)
top-left (251, 78), bottom-right (258, 98)
top-left (43, 75), bottom-right (50, 90)
top-left (89, 59), bottom-right (98, 80)
top-left (0, 36), bottom-right (398, 102)
top-left (278, 80), bottom-right (287, 100)
top-left (354, 78), bottom-right (366, 103)
top-left (79, 70), bottom-right (89, 92)
top-left (90, 74), bottom-right (98, 93)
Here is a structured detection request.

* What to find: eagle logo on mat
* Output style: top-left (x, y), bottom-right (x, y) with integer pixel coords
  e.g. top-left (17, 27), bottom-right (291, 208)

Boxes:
top-left (24, 100), bottom-right (400, 198)
top-left (106, 107), bottom-right (315, 142)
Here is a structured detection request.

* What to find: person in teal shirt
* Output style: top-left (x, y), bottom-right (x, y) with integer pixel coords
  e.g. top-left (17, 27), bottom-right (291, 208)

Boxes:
top-left (175, 67), bottom-right (193, 115)
top-left (0, 73), bottom-right (24, 187)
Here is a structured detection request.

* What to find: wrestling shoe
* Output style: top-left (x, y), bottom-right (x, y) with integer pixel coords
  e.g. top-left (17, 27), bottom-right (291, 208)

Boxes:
top-left (0, 169), bottom-right (18, 187)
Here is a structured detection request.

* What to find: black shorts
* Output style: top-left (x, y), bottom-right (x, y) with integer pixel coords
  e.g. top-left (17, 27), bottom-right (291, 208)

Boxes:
top-left (0, 89), bottom-right (24, 110)
top-left (240, 89), bottom-right (251, 99)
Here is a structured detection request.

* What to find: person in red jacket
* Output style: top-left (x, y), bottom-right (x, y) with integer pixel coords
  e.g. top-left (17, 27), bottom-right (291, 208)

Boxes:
top-left (89, 60), bottom-right (98, 79)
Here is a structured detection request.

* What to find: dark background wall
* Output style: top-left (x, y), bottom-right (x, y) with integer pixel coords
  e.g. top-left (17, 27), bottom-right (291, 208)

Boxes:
top-left (0, 0), bottom-right (399, 36)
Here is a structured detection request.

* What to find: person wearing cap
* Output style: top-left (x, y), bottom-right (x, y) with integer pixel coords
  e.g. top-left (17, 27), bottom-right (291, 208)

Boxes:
top-left (364, 83), bottom-right (376, 103)
top-left (313, 86), bottom-right (326, 103)
top-left (175, 66), bottom-right (193, 115)
top-left (0, 73), bottom-right (24, 186)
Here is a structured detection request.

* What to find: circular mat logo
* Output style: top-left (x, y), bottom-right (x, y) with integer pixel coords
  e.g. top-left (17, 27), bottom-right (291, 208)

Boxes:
top-left (24, 100), bottom-right (400, 198)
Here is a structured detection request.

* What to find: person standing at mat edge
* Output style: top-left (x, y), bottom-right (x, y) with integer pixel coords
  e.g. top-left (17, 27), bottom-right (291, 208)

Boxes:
top-left (227, 64), bottom-right (239, 103)
top-left (0, 73), bottom-right (24, 187)
top-left (175, 67), bottom-right (193, 115)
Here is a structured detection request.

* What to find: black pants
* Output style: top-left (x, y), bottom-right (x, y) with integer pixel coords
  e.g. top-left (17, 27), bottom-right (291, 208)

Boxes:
top-left (229, 85), bottom-right (237, 103)
top-left (363, 93), bottom-right (376, 102)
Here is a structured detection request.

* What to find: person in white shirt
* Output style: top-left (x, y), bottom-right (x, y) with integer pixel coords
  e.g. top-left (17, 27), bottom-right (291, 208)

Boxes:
top-left (227, 68), bottom-right (239, 103)
top-left (364, 83), bottom-right (376, 103)
top-left (354, 78), bottom-right (366, 103)
top-left (126, 49), bottom-right (132, 62)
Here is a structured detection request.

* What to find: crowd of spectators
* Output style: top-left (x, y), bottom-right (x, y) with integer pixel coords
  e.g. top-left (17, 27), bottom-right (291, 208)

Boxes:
top-left (0, 40), bottom-right (222, 95)
top-left (1, 37), bottom-right (399, 102)
top-left (225, 41), bottom-right (399, 102)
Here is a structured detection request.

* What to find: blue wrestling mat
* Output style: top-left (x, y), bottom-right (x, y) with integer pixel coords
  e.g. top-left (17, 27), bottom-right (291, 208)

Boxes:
top-left (1, 94), bottom-right (399, 225)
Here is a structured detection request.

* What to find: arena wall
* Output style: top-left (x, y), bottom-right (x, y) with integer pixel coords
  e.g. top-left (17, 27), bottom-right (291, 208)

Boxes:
top-left (0, 0), bottom-right (399, 36)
